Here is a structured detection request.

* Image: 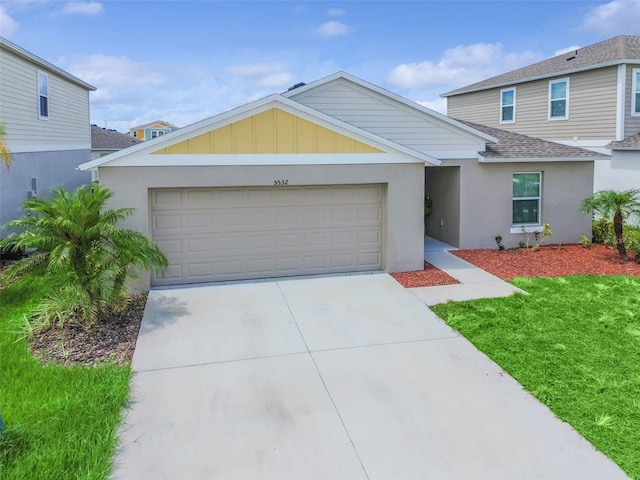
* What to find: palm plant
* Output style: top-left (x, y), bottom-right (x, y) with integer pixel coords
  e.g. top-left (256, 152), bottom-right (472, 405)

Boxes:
top-left (0, 122), bottom-right (12, 168)
top-left (580, 189), bottom-right (640, 259)
top-left (0, 184), bottom-right (167, 324)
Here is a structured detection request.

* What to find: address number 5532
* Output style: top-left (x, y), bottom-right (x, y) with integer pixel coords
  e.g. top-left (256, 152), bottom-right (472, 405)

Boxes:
top-left (273, 180), bottom-right (289, 186)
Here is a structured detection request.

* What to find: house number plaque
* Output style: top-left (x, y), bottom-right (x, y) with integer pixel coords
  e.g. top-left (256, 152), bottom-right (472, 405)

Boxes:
top-left (273, 180), bottom-right (289, 185)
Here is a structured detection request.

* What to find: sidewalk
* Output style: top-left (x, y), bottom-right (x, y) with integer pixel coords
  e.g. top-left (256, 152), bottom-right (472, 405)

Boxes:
top-left (411, 242), bottom-right (526, 306)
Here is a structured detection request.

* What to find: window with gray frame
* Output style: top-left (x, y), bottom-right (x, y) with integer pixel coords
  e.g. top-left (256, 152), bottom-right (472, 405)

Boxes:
top-left (500, 88), bottom-right (515, 123)
top-left (549, 78), bottom-right (568, 119)
top-left (633, 68), bottom-right (640, 115)
top-left (38, 71), bottom-right (49, 119)
top-left (512, 172), bottom-right (541, 225)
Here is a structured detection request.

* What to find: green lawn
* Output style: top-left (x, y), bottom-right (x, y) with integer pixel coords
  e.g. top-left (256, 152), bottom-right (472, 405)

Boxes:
top-left (432, 275), bottom-right (640, 480)
top-left (0, 274), bottom-right (131, 480)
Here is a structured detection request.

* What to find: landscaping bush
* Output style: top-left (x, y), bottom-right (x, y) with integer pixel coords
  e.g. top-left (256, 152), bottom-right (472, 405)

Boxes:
top-left (0, 184), bottom-right (167, 326)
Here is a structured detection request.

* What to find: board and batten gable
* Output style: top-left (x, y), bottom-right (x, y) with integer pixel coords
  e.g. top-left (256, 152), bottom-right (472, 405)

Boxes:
top-left (624, 63), bottom-right (640, 138)
top-left (447, 66), bottom-right (619, 142)
top-left (288, 78), bottom-right (486, 159)
top-left (0, 45), bottom-right (91, 153)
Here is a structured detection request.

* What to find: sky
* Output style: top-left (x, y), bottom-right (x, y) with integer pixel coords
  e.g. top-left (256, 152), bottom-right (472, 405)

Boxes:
top-left (1, 0), bottom-right (640, 133)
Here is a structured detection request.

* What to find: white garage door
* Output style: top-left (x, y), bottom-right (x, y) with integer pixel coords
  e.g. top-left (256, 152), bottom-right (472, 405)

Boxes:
top-left (150, 185), bottom-right (384, 286)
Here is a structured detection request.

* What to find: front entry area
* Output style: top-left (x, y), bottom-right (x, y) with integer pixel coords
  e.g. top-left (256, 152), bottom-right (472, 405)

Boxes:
top-left (150, 184), bottom-right (384, 286)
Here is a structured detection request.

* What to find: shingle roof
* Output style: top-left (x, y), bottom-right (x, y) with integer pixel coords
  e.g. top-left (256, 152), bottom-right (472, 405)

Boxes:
top-left (129, 120), bottom-right (177, 130)
top-left (456, 120), bottom-right (608, 160)
top-left (91, 125), bottom-right (140, 150)
top-left (443, 36), bottom-right (640, 97)
top-left (607, 131), bottom-right (640, 150)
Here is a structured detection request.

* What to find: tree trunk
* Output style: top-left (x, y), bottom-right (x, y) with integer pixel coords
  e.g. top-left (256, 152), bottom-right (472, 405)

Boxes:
top-left (613, 211), bottom-right (626, 259)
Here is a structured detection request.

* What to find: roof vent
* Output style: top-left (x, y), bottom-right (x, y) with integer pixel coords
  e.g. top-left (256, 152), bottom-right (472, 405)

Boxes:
top-left (287, 82), bottom-right (306, 91)
top-left (566, 50), bottom-right (578, 61)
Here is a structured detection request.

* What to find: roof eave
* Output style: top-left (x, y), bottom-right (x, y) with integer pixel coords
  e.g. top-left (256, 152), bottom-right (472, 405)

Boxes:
top-left (477, 155), bottom-right (608, 163)
top-left (442, 59), bottom-right (636, 97)
top-left (0, 36), bottom-right (96, 91)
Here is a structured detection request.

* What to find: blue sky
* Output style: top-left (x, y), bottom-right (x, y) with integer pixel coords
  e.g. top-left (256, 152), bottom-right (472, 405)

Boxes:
top-left (2, 0), bottom-right (639, 132)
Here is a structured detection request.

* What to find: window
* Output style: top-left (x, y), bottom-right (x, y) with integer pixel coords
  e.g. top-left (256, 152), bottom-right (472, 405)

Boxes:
top-left (512, 172), bottom-right (541, 225)
top-left (132, 131), bottom-right (138, 138)
top-left (150, 130), bottom-right (165, 139)
top-left (500, 88), bottom-right (515, 123)
top-left (633, 68), bottom-right (640, 116)
top-left (549, 78), bottom-right (569, 120)
top-left (38, 71), bottom-right (49, 119)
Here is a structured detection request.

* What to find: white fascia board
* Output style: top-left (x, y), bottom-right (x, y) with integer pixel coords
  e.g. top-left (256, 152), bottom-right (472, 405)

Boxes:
top-left (97, 152), bottom-right (420, 167)
top-left (284, 71), bottom-right (498, 144)
top-left (608, 146), bottom-right (640, 151)
top-left (442, 60), bottom-right (635, 97)
top-left (80, 93), bottom-right (440, 171)
top-left (478, 155), bottom-right (609, 163)
top-left (1, 37), bottom-right (96, 91)
top-left (425, 149), bottom-right (486, 159)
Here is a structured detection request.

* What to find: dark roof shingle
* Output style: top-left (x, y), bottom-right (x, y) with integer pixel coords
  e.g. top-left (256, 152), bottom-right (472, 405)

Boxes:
top-left (91, 124), bottom-right (140, 150)
top-left (443, 36), bottom-right (640, 96)
top-left (607, 132), bottom-right (640, 150)
top-left (458, 120), bottom-right (609, 160)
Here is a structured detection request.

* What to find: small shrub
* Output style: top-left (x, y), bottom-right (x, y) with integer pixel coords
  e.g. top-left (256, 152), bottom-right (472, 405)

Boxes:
top-left (495, 235), bottom-right (505, 251)
top-left (519, 241), bottom-right (526, 248)
top-left (592, 218), bottom-right (613, 244)
top-left (578, 233), bottom-right (592, 248)
top-left (521, 223), bottom-right (552, 251)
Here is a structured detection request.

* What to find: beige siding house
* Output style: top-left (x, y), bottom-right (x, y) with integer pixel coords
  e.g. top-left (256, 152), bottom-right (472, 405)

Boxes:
top-left (81, 72), bottom-right (603, 290)
top-left (444, 35), bottom-right (640, 191)
top-left (0, 37), bottom-right (95, 234)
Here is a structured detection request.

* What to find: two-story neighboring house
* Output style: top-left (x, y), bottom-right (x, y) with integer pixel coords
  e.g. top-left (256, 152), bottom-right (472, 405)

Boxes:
top-left (0, 37), bottom-right (96, 234)
top-left (443, 35), bottom-right (640, 192)
top-left (129, 121), bottom-right (178, 141)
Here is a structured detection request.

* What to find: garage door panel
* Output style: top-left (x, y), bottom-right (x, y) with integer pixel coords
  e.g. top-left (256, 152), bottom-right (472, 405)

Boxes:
top-left (151, 185), bottom-right (384, 285)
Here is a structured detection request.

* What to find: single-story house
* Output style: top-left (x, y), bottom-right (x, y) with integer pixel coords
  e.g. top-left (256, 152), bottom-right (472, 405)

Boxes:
top-left (79, 72), bottom-right (605, 289)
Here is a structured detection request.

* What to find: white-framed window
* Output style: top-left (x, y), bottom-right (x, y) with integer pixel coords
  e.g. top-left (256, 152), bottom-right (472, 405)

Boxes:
top-left (150, 130), bottom-right (166, 139)
top-left (38, 71), bottom-right (49, 119)
top-left (512, 172), bottom-right (541, 225)
top-left (632, 68), bottom-right (640, 116)
top-left (549, 78), bottom-right (569, 120)
top-left (500, 88), bottom-right (515, 123)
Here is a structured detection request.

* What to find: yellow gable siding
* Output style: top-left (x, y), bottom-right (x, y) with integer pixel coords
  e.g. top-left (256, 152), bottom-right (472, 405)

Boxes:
top-left (152, 108), bottom-right (382, 154)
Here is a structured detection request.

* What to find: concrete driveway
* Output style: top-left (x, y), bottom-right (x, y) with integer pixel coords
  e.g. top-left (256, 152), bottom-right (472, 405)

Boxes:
top-left (112, 273), bottom-right (627, 479)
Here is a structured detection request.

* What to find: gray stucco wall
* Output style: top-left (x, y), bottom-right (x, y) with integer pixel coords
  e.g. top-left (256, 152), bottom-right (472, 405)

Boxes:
top-left (425, 166), bottom-right (461, 247)
top-left (0, 149), bottom-right (91, 236)
top-left (451, 159), bottom-right (594, 249)
top-left (97, 161), bottom-right (425, 290)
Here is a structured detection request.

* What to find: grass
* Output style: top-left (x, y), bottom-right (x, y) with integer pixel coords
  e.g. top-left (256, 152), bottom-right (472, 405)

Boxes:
top-left (431, 275), bottom-right (640, 480)
top-left (0, 273), bottom-right (131, 480)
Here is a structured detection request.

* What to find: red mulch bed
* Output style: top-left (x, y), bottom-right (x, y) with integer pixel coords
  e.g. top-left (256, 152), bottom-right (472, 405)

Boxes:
top-left (452, 244), bottom-right (640, 281)
top-left (391, 261), bottom-right (460, 288)
top-left (391, 244), bottom-right (640, 288)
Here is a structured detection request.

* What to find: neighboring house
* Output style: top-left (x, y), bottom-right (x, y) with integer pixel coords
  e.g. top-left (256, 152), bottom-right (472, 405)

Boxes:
top-left (80, 72), bottom-right (603, 290)
top-left (129, 120), bottom-right (178, 141)
top-left (443, 35), bottom-right (640, 192)
top-left (91, 124), bottom-right (140, 160)
top-left (0, 37), bottom-right (95, 235)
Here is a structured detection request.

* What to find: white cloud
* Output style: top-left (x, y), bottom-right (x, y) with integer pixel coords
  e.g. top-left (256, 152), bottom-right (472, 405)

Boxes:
top-left (416, 98), bottom-right (447, 115)
top-left (387, 42), bottom-right (542, 91)
top-left (579, 0), bottom-right (640, 35)
top-left (61, 54), bottom-right (165, 87)
top-left (226, 64), bottom-right (282, 76)
top-left (554, 45), bottom-right (582, 56)
top-left (0, 7), bottom-right (19, 37)
top-left (327, 8), bottom-right (345, 17)
top-left (225, 63), bottom-right (294, 90)
top-left (313, 20), bottom-right (350, 39)
top-left (57, 1), bottom-right (103, 16)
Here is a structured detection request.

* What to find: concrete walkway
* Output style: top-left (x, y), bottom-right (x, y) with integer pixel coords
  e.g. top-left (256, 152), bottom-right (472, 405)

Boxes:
top-left (111, 273), bottom-right (627, 480)
top-left (412, 237), bottom-right (526, 306)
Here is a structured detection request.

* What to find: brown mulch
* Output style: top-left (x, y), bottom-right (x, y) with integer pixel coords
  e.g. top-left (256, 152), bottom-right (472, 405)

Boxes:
top-left (28, 293), bottom-right (148, 367)
top-left (391, 244), bottom-right (640, 289)
top-left (452, 244), bottom-right (640, 281)
top-left (391, 261), bottom-right (460, 288)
